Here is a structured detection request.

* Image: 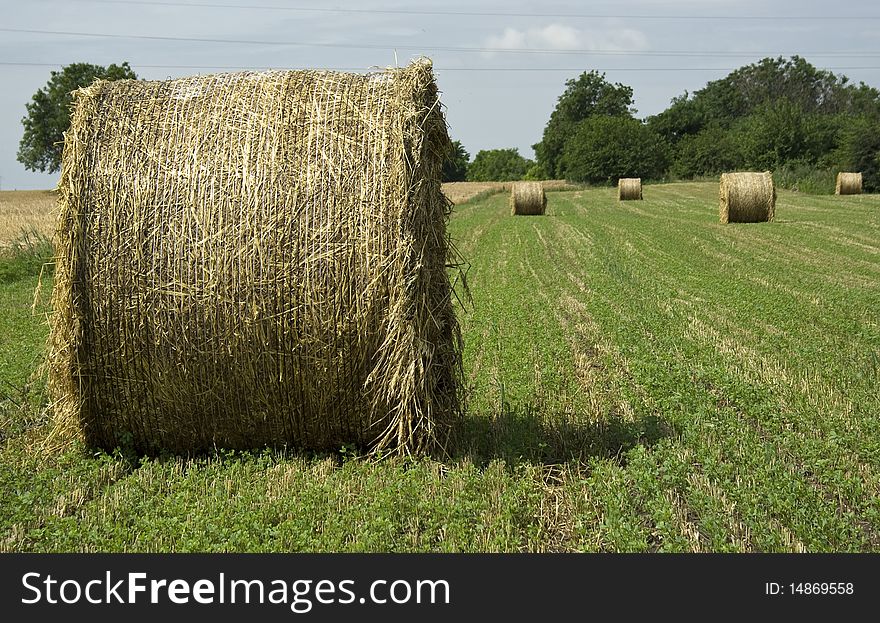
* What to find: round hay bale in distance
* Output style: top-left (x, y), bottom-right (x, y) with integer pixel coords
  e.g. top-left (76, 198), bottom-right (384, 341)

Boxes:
top-left (49, 60), bottom-right (462, 456)
top-left (510, 182), bottom-right (546, 215)
top-left (719, 171), bottom-right (776, 223)
top-left (835, 172), bottom-right (863, 195)
top-left (618, 178), bottom-right (642, 201)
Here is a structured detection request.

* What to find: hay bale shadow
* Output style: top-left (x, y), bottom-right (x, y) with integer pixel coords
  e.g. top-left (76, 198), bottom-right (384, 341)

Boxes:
top-left (448, 403), bottom-right (674, 467)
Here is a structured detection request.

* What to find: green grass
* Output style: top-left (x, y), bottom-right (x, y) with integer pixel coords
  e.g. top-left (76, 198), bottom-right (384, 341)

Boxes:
top-left (0, 229), bottom-right (53, 285)
top-left (2, 182), bottom-right (879, 552)
top-left (0, 231), bottom-right (53, 444)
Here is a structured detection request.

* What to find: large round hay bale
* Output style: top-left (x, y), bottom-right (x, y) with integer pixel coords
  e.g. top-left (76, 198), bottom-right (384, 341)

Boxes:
top-left (49, 60), bottom-right (462, 455)
top-left (835, 172), bottom-right (862, 195)
top-left (719, 171), bottom-right (776, 223)
top-left (618, 178), bottom-right (642, 201)
top-left (510, 182), bottom-right (546, 215)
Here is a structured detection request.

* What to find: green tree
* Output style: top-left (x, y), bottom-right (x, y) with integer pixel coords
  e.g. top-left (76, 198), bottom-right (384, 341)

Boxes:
top-left (561, 116), bottom-right (669, 184)
top-left (736, 100), bottom-right (840, 170)
top-left (646, 92), bottom-right (706, 147)
top-left (466, 148), bottom-right (530, 182)
top-left (18, 62), bottom-right (137, 173)
top-left (713, 56), bottom-right (873, 117)
top-left (534, 71), bottom-right (634, 178)
top-left (442, 140), bottom-right (469, 182)
top-left (649, 56), bottom-right (880, 154)
top-left (522, 162), bottom-right (549, 181)
top-left (670, 124), bottom-right (744, 178)
top-left (834, 116), bottom-right (880, 191)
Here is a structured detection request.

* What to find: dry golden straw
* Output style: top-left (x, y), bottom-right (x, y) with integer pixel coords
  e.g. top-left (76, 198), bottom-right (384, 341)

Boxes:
top-left (835, 172), bottom-right (862, 195)
top-left (510, 181), bottom-right (546, 215)
top-left (0, 190), bottom-right (57, 247)
top-left (719, 171), bottom-right (776, 223)
top-left (49, 59), bottom-right (463, 456)
top-left (618, 178), bottom-right (642, 201)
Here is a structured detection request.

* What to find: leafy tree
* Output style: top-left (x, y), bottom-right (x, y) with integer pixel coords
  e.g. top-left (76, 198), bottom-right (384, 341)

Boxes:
top-left (18, 62), bottom-right (137, 173)
top-left (834, 116), bottom-right (880, 191)
top-left (466, 148), bottom-right (530, 182)
top-left (522, 162), bottom-right (549, 181)
top-left (643, 56), bottom-right (880, 181)
top-left (649, 56), bottom-right (880, 153)
top-left (670, 124), bottom-right (744, 178)
top-left (442, 140), bottom-right (469, 182)
top-left (561, 116), bottom-right (669, 184)
top-left (714, 56), bottom-right (870, 117)
top-left (735, 100), bottom-right (841, 170)
top-left (846, 83), bottom-right (880, 119)
top-left (646, 92), bottom-right (706, 146)
top-left (534, 71), bottom-right (634, 178)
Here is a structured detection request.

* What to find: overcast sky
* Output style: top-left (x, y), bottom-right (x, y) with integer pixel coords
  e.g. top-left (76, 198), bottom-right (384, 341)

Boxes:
top-left (2, 0), bottom-right (880, 189)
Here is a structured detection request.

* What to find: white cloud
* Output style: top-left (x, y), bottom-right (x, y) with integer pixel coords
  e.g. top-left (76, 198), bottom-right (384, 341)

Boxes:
top-left (483, 22), bottom-right (648, 53)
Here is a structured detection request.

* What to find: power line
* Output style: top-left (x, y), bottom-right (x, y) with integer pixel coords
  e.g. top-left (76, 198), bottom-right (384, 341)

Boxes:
top-left (0, 61), bottom-right (367, 70)
top-left (2, 61), bottom-right (879, 72)
top-left (3, 27), bottom-right (880, 59)
top-left (60, 0), bottom-right (880, 20)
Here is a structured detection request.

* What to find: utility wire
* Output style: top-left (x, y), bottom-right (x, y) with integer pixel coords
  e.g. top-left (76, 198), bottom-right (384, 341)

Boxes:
top-left (61, 0), bottom-right (880, 21)
top-left (3, 27), bottom-right (880, 59)
top-left (2, 61), bottom-right (879, 72)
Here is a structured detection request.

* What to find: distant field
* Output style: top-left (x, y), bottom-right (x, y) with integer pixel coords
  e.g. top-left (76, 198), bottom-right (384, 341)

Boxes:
top-left (0, 190), bottom-right (56, 246)
top-left (1, 182), bottom-right (879, 552)
top-left (441, 180), bottom-right (578, 204)
top-left (0, 185), bottom-right (573, 237)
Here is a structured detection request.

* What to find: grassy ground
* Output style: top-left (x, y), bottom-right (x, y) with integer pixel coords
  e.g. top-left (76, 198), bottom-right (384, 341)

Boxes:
top-left (1, 182), bottom-right (878, 552)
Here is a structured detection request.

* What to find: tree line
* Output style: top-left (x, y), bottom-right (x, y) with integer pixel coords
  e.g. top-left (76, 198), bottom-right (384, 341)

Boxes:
top-left (18, 57), bottom-right (880, 192)
top-left (444, 56), bottom-right (880, 192)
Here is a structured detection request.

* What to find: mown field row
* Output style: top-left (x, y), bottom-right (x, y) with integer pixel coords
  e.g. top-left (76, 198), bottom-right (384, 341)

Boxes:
top-left (1, 182), bottom-right (878, 551)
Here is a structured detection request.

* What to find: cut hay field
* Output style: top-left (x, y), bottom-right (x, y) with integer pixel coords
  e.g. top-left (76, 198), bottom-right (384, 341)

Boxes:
top-left (0, 190), bottom-right (56, 247)
top-left (441, 180), bottom-right (578, 204)
top-left (2, 181), bottom-right (879, 552)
